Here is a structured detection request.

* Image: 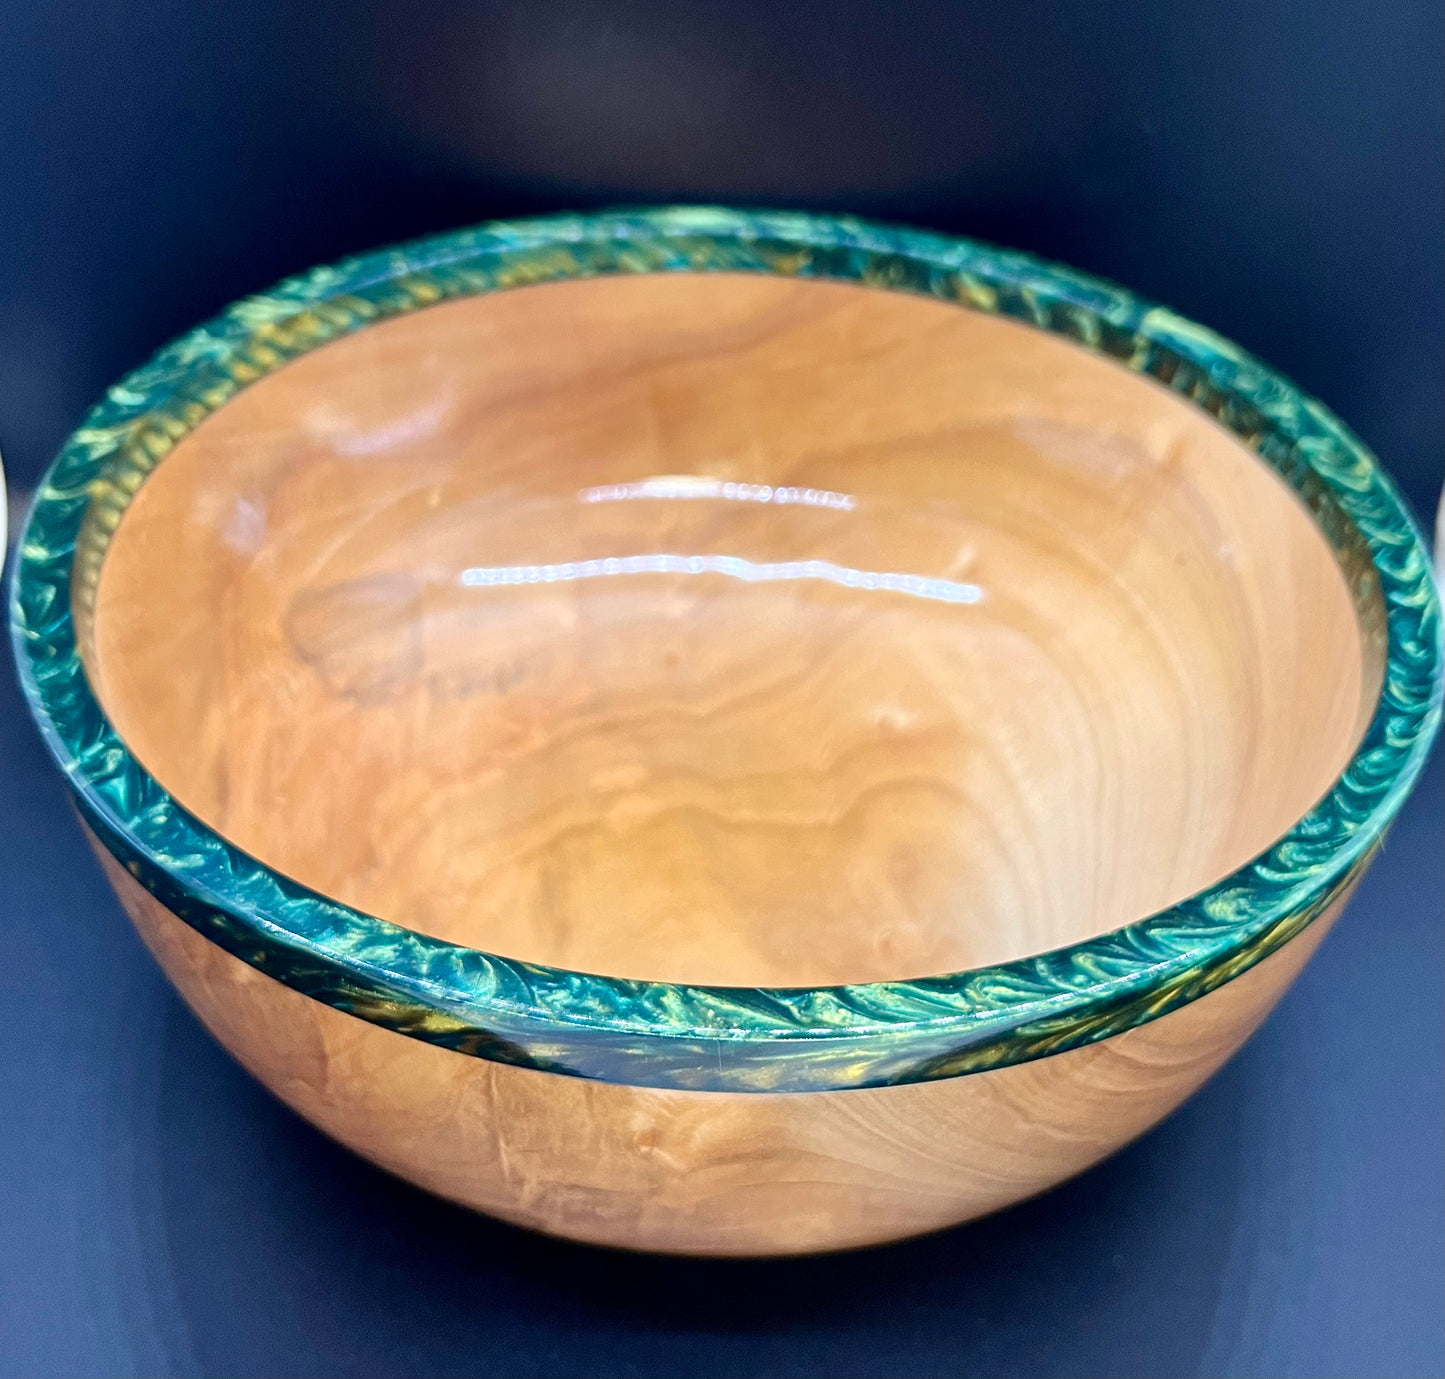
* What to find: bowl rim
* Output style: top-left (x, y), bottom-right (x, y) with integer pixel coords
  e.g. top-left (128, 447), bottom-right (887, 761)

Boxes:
top-left (10, 205), bottom-right (1442, 1093)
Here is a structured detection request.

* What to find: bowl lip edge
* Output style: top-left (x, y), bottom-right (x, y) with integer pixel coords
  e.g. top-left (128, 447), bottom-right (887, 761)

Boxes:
top-left (9, 202), bottom-right (1442, 1094)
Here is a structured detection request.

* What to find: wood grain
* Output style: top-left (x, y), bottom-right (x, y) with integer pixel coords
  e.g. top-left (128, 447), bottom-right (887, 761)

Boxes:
top-left (88, 274), bottom-right (1368, 986)
top-left (100, 842), bottom-right (1351, 1255)
top-left (79, 272), bottom-right (1373, 1252)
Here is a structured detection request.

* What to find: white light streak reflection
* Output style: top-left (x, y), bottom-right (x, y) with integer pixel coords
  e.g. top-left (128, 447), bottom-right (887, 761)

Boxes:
top-left (458, 554), bottom-right (983, 605)
top-left (580, 478), bottom-right (855, 510)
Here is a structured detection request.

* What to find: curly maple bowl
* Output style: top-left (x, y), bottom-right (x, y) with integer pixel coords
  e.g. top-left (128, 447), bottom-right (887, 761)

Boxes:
top-left (11, 209), bottom-right (1442, 1256)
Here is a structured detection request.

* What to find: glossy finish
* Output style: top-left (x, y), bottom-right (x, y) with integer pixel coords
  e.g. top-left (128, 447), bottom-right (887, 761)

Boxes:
top-left (102, 835), bottom-right (1354, 1255)
top-left (89, 274), bottom-right (1367, 993)
top-left (13, 208), bottom-right (1440, 1093)
top-left (7, 207), bottom-right (1443, 1253)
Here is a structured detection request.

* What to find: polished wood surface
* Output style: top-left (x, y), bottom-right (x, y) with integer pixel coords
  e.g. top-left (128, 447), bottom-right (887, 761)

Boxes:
top-left (101, 842), bottom-right (1350, 1255)
top-left (82, 273), bottom-right (1372, 1253)
top-left (88, 274), bottom-right (1368, 986)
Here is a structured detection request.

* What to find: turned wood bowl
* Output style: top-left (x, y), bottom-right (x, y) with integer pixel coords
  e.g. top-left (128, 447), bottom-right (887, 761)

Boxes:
top-left (12, 209), bottom-right (1442, 1256)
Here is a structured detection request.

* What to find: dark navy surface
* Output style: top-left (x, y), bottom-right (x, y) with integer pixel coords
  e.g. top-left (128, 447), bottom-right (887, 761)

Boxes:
top-left (1, 2), bottom-right (1441, 1375)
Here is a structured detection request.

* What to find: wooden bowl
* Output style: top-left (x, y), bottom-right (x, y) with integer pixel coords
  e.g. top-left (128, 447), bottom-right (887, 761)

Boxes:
top-left (12, 209), bottom-right (1442, 1256)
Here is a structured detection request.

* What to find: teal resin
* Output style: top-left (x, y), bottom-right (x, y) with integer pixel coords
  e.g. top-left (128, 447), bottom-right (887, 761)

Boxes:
top-left (10, 207), bottom-right (1443, 1093)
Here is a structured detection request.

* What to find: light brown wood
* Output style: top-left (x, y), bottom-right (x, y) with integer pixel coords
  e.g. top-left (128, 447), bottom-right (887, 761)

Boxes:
top-left (101, 843), bottom-right (1350, 1255)
top-left (88, 274), bottom-right (1369, 986)
top-left (80, 274), bottom-right (1373, 1253)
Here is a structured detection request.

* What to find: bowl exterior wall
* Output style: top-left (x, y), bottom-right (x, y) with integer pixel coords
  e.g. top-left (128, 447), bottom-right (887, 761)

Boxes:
top-left (92, 837), bottom-right (1353, 1256)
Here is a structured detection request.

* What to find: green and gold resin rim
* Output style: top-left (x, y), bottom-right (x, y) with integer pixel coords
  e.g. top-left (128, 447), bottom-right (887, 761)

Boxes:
top-left (10, 207), bottom-right (1443, 1092)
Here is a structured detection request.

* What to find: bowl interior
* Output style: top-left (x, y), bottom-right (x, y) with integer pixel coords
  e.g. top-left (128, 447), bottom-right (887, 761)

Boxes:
top-left (84, 273), bottom-right (1373, 987)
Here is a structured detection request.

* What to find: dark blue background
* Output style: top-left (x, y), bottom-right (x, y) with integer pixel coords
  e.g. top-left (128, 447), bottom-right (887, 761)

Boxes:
top-left (1, 2), bottom-right (1441, 1375)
